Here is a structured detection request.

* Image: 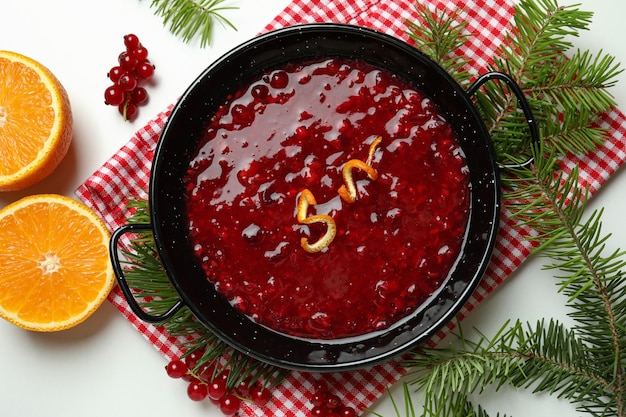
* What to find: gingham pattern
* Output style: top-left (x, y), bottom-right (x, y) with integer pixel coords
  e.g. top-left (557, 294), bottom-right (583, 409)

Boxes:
top-left (75, 0), bottom-right (626, 415)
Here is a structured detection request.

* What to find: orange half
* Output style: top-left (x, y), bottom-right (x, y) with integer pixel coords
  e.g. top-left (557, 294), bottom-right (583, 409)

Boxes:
top-left (0, 194), bottom-right (114, 331)
top-left (0, 51), bottom-right (72, 191)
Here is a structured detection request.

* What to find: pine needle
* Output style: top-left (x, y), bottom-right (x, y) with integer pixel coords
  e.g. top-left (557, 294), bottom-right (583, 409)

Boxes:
top-left (144, 0), bottom-right (238, 47)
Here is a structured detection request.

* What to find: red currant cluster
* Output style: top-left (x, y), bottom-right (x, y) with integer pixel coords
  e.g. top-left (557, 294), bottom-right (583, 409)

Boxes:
top-left (309, 380), bottom-right (358, 417)
top-left (104, 34), bottom-right (155, 121)
top-left (165, 350), bottom-right (271, 416)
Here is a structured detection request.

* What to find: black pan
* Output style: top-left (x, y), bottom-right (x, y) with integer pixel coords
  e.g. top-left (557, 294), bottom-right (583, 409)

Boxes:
top-left (110, 23), bottom-right (538, 371)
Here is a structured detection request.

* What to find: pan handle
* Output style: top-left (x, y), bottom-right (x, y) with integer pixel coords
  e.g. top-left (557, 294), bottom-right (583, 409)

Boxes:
top-left (467, 71), bottom-right (540, 169)
top-left (109, 223), bottom-right (185, 324)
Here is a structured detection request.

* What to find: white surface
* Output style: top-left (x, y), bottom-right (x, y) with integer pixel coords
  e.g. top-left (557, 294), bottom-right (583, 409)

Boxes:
top-left (0, 1), bottom-right (624, 416)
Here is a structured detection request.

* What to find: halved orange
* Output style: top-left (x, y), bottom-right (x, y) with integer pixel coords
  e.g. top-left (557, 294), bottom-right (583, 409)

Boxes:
top-left (0, 50), bottom-right (72, 191)
top-left (0, 194), bottom-right (114, 332)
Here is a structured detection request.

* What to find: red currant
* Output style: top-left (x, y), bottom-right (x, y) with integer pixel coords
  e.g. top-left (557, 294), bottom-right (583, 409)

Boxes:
top-left (313, 380), bottom-right (328, 395)
top-left (133, 46), bottom-right (149, 61)
top-left (234, 377), bottom-right (252, 397)
top-left (326, 394), bottom-right (341, 411)
top-left (249, 384), bottom-right (271, 406)
top-left (119, 102), bottom-right (138, 120)
top-left (124, 33), bottom-right (141, 51)
top-left (165, 359), bottom-right (188, 379)
top-left (310, 405), bottom-right (327, 417)
top-left (187, 380), bottom-right (208, 402)
top-left (104, 33), bottom-right (154, 121)
top-left (130, 87), bottom-right (148, 105)
top-left (118, 51), bottom-right (138, 71)
top-left (184, 349), bottom-right (203, 370)
top-left (117, 74), bottom-right (138, 92)
top-left (136, 61), bottom-right (155, 80)
top-left (104, 85), bottom-right (125, 106)
top-left (107, 66), bottom-right (126, 83)
top-left (219, 393), bottom-right (242, 416)
top-left (340, 406), bottom-right (358, 417)
top-left (207, 377), bottom-right (229, 401)
top-left (196, 362), bottom-right (217, 382)
top-left (311, 392), bottom-right (326, 407)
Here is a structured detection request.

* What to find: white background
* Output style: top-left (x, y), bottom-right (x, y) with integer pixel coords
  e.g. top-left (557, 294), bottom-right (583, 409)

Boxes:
top-left (1, 0), bottom-right (625, 416)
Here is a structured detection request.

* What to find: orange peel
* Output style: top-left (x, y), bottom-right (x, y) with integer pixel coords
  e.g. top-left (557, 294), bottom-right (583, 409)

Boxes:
top-left (297, 189), bottom-right (337, 253)
top-left (338, 159), bottom-right (379, 203)
top-left (366, 135), bottom-right (383, 166)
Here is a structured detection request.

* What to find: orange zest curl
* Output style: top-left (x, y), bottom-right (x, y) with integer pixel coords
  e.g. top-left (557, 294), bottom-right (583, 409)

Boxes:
top-left (295, 136), bottom-right (383, 252)
top-left (297, 189), bottom-right (337, 253)
top-left (366, 135), bottom-right (383, 166)
top-left (338, 159), bottom-right (379, 203)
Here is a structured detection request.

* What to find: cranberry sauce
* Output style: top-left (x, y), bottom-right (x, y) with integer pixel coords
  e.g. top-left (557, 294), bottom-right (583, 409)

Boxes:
top-left (183, 58), bottom-right (471, 339)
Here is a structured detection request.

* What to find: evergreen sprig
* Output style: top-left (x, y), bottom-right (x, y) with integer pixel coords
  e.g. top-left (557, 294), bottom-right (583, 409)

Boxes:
top-left (118, 198), bottom-right (289, 391)
top-left (405, 4), bottom-right (472, 86)
top-left (473, 0), bottom-right (619, 169)
top-left (143, 0), bottom-right (237, 47)
top-left (388, 1), bottom-right (625, 417)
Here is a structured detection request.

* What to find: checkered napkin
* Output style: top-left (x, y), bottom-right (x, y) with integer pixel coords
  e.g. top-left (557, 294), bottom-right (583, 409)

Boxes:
top-left (75, 0), bottom-right (626, 415)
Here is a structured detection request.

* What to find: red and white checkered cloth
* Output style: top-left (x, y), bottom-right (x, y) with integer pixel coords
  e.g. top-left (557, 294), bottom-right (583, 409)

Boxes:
top-left (75, 0), bottom-right (626, 415)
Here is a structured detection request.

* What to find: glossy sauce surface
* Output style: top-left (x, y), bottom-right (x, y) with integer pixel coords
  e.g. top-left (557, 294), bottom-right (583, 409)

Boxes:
top-left (184, 58), bottom-right (470, 339)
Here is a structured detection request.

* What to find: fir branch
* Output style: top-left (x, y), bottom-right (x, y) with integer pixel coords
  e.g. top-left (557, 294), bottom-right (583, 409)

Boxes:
top-left (529, 50), bottom-right (621, 115)
top-left (119, 197), bottom-right (288, 392)
top-left (392, 1), bottom-right (626, 417)
top-left (144, 0), bottom-right (238, 47)
top-left (403, 319), bottom-right (619, 416)
top-left (539, 107), bottom-right (606, 156)
top-left (470, 0), bottom-right (621, 168)
top-left (405, 4), bottom-right (472, 86)
top-left (506, 154), bottom-right (626, 415)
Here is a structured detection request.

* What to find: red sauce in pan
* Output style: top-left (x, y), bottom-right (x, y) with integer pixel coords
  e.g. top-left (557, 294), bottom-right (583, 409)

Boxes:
top-left (183, 58), bottom-right (470, 339)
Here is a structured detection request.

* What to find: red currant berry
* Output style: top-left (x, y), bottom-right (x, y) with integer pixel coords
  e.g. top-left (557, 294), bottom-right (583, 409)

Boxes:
top-left (119, 101), bottom-right (138, 120)
top-left (313, 380), bottom-right (328, 395)
top-left (133, 46), bottom-right (149, 61)
top-left (310, 405), bottom-right (328, 417)
top-left (117, 74), bottom-right (138, 92)
top-left (219, 393), bottom-right (242, 416)
top-left (135, 61), bottom-right (155, 80)
top-left (124, 34), bottom-right (141, 51)
top-left (184, 349), bottom-right (203, 370)
top-left (326, 394), bottom-right (341, 411)
top-left (105, 34), bottom-right (153, 120)
top-left (196, 362), bottom-right (217, 382)
top-left (187, 380), bottom-right (208, 402)
top-left (104, 85), bottom-right (125, 106)
top-left (340, 406), bottom-right (357, 417)
top-left (311, 392), bottom-right (326, 407)
top-left (249, 384), bottom-right (271, 406)
top-left (107, 66), bottom-right (126, 83)
top-left (234, 378), bottom-right (252, 397)
top-left (207, 377), bottom-right (229, 401)
top-left (118, 51), bottom-right (138, 71)
top-left (129, 87), bottom-right (148, 105)
top-left (165, 359), bottom-right (188, 379)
